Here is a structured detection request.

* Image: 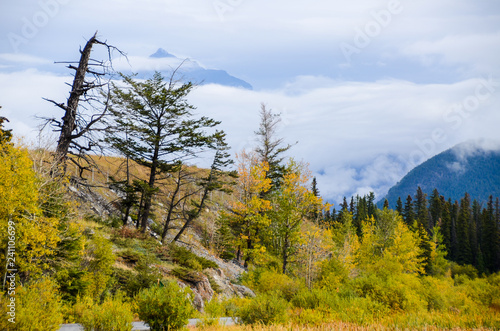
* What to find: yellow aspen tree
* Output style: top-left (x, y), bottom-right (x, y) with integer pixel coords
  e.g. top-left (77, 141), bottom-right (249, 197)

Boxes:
top-left (268, 159), bottom-right (323, 274)
top-left (297, 223), bottom-right (333, 288)
top-left (225, 151), bottom-right (272, 266)
top-left (0, 143), bottom-right (60, 279)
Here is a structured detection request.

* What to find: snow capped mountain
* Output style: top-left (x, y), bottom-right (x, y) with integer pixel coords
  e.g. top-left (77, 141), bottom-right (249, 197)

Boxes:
top-left (130, 48), bottom-right (253, 89)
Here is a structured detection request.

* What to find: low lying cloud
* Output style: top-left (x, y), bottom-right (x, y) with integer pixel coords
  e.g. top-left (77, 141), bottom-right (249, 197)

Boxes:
top-left (1, 71), bottom-right (498, 205)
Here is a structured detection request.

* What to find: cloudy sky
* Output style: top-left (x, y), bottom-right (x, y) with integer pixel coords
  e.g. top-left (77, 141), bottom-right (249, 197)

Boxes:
top-left (1, 0), bottom-right (499, 204)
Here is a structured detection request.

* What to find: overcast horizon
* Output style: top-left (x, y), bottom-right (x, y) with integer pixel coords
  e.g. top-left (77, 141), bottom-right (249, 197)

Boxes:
top-left (1, 0), bottom-right (499, 204)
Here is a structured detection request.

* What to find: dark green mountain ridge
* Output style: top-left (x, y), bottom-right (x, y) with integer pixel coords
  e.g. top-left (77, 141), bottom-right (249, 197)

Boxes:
top-left (380, 140), bottom-right (500, 207)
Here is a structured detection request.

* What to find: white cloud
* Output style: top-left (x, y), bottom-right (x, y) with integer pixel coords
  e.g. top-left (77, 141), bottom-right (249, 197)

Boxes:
top-left (0, 53), bottom-right (51, 65)
top-left (0, 0), bottom-right (499, 204)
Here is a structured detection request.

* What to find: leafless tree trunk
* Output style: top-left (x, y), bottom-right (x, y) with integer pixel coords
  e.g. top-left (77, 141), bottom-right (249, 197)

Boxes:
top-left (43, 32), bottom-right (124, 175)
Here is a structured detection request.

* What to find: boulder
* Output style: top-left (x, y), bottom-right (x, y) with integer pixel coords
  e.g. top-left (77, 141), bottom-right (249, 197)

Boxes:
top-left (175, 271), bottom-right (214, 312)
top-left (205, 268), bottom-right (255, 299)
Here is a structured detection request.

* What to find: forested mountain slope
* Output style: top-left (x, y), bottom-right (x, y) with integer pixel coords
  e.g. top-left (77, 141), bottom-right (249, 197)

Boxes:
top-left (382, 141), bottom-right (500, 207)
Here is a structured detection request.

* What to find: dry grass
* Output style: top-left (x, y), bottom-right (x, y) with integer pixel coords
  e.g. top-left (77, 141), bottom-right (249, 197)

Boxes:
top-left (191, 321), bottom-right (500, 331)
top-left (187, 321), bottom-right (488, 331)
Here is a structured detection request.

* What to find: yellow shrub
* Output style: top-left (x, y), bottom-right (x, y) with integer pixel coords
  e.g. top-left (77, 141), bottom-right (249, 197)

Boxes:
top-left (0, 278), bottom-right (63, 331)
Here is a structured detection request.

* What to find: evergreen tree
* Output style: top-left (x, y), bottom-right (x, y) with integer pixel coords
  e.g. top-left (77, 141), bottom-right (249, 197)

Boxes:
top-left (457, 193), bottom-right (472, 265)
top-left (403, 195), bottom-right (415, 227)
top-left (414, 186), bottom-right (430, 230)
top-left (349, 197), bottom-right (356, 214)
top-left (395, 197), bottom-right (403, 216)
top-left (0, 106), bottom-right (12, 146)
top-left (416, 223), bottom-right (432, 274)
top-left (337, 197), bottom-right (349, 223)
top-left (106, 72), bottom-right (220, 232)
top-left (471, 199), bottom-right (482, 268)
top-left (367, 192), bottom-right (377, 218)
top-left (440, 198), bottom-right (452, 259)
top-left (482, 196), bottom-right (499, 272)
top-left (354, 195), bottom-right (367, 236)
top-left (449, 200), bottom-right (459, 261)
top-left (429, 188), bottom-right (443, 230)
top-left (310, 177), bottom-right (321, 222)
top-left (383, 199), bottom-right (389, 210)
top-left (311, 177), bottom-right (319, 197)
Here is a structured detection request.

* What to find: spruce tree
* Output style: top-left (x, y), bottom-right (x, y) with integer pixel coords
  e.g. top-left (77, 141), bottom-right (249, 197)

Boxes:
top-left (403, 195), bottom-right (415, 227)
top-left (429, 188), bottom-right (443, 229)
top-left (457, 193), bottom-right (472, 265)
top-left (483, 196), bottom-right (499, 272)
top-left (367, 192), bottom-right (377, 218)
top-left (440, 198), bottom-right (452, 259)
top-left (450, 200), bottom-right (460, 261)
top-left (395, 197), bottom-right (403, 216)
top-left (471, 199), bottom-right (482, 268)
top-left (414, 186), bottom-right (430, 231)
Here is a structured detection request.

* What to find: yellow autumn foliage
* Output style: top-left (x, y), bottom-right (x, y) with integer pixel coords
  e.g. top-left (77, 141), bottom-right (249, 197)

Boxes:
top-left (0, 143), bottom-right (60, 279)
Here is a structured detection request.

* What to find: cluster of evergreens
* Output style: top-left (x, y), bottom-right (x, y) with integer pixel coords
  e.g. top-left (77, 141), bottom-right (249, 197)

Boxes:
top-left (322, 188), bottom-right (500, 274)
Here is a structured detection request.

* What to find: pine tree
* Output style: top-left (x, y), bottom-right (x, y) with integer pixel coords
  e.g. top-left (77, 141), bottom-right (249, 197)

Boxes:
top-left (0, 106), bottom-right (12, 147)
top-left (482, 196), bottom-right (499, 272)
top-left (310, 177), bottom-right (321, 222)
top-left (349, 197), bottom-right (356, 214)
top-left (337, 197), bottom-right (349, 223)
top-left (429, 188), bottom-right (443, 229)
top-left (354, 195), bottom-right (367, 236)
top-left (450, 200), bottom-right (459, 261)
top-left (440, 198), bottom-right (452, 259)
top-left (367, 192), bottom-right (377, 219)
top-left (403, 195), bottom-right (415, 227)
top-left (416, 222), bottom-right (432, 274)
top-left (457, 193), bottom-right (472, 265)
top-left (106, 72), bottom-right (220, 232)
top-left (395, 197), bottom-right (403, 216)
top-left (471, 199), bottom-right (482, 268)
top-left (414, 187), bottom-right (430, 231)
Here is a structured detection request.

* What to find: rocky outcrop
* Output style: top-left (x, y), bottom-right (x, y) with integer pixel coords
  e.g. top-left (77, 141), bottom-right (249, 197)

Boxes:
top-left (175, 242), bottom-right (246, 281)
top-left (205, 268), bottom-right (255, 300)
top-left (175, 267), bottom-right (255, 312)
top-left (176, 271), bottom-right (214, 312)
top-left (68, 184), bottom-right (118, 218)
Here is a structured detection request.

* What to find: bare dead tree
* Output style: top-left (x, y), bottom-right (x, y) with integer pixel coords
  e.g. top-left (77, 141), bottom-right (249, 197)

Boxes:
top-left (42, 31), bottom-right (125, 177)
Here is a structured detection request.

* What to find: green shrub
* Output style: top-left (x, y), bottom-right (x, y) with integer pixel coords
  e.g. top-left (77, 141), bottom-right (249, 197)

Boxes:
top-left (350, 273), bottom-right (426, 312)
top-left (56, 267), bottom-right (90, 303)
top-left (117, 248), bottom-right (143, 264)
top-left (316, 256), bottom-right (349, 292)
top-left (237, 292), bottom-right (289, 325)
top-left (290, 308), bottom-right (326, 326)
top-left (246, 269), bottom-right (303, 301)
top-left (135, 282), bottom-right (194, 330)
top-left (164, 244), bottom-right (218, 270)
top-left (291, 288), bottom-right (338, 309)
top-left (0, 278), bottom-right (63, 331)
top-left (124, 255), bottom-right (163, 296)
top-left (171, 267), bottom-right (205, 283)
top-left (72, 294), bottom-right (134, 331)
top-left (451, 263), bottom-right (478, 282)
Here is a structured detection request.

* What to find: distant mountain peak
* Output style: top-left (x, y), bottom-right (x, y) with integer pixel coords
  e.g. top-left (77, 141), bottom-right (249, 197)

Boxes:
top-left (150, 48), bottom-right (176, 58)
top-left (142, 48), bottom-right (252, 89)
